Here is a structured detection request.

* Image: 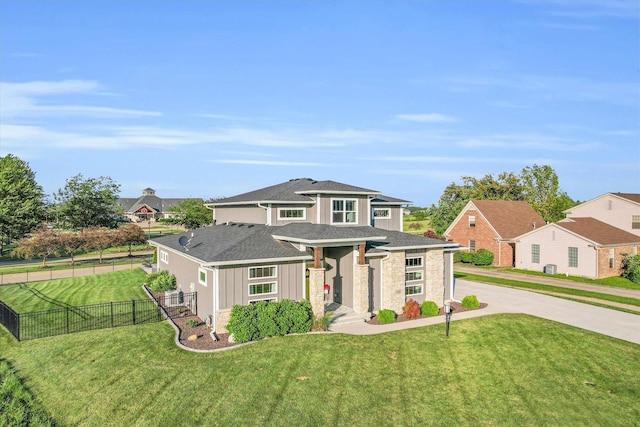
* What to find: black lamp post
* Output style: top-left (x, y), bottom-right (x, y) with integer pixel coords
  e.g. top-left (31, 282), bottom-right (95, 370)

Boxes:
top-left (444, 300), bottom-right (453, 338)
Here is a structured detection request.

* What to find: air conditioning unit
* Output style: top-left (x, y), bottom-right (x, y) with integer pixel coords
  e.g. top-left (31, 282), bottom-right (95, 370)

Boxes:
top-left (164, 290), bottom-right (180, 307)
top-left (544, 264), bottom-right (557, 275)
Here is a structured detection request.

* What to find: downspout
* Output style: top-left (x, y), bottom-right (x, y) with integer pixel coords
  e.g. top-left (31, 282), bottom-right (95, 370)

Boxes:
top-left (213, 267), bottom-right (218, 333)
top-left (257, 203), bottom-right (270, 225)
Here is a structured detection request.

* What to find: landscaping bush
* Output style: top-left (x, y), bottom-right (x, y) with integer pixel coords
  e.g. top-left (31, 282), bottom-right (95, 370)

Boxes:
top-left (226, 299), bottom-right (313, 343)
top-left (185, 319), bottom-right (199, 328)
top-left (312, 313), bottom-right (331, 332)
top-left (460, 251), bottom-right (474, 263)
top-left (148, 270), bottom-right (177, 292)
top-left (421, 300), bottom-right (439, 316)
top-left (461, 295), bottom-right (480, 309)
top-left (403, 298), bottom-right (421, 319)
top-left (621, 254), bottom-right (640, 283)
top-left (377, 309), bottom-right (396, 324)
top-left (473, 248), bottom-right (494, 266)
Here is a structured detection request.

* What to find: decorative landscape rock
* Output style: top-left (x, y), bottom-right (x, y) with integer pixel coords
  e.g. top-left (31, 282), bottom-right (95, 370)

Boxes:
top-left (187, 334), bottom-right (198, 341)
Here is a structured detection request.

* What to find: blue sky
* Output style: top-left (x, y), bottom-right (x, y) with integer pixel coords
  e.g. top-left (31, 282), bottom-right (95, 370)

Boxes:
top-left (1, 1), bottom-right (638, 206)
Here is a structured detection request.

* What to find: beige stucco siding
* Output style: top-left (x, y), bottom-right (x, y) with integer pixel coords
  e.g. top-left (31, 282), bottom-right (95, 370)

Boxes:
top-left (515, 226), bottom-right (598, 278)
top-left (217, 261), bottom-right (305, 309)
top-left (566, 195), bottom-right (640, 237)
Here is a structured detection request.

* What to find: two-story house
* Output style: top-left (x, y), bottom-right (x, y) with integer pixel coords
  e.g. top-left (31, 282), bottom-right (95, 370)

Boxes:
top-left (563, 193), bottom-right (640, 237)
top-left (150, 178), bottom-right (460, 333)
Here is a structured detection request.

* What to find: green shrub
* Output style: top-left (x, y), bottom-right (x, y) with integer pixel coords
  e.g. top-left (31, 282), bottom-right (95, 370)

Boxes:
top-left (473, 248), bottom-right (494, 266)
top-left (421, 300), bottom-right (439, 316)
top-left (377, 309), bottom-right (396, 324)
top-left (621, 254), bottom-right (640, 283)
top-left (312, 313), bottom-right (331, 331)
top-left (461, 295), bottom-right (480, 309)
top-left (460, 252), bottom-right (474, 263)
top-left (185, 319), bottom-right (199, 328)
top-left (148, 270), bottom-right (177, 292)
top-left (403, 298), bottom-right (421, 319)
top-left (226, 299), bottom-right (313, 343)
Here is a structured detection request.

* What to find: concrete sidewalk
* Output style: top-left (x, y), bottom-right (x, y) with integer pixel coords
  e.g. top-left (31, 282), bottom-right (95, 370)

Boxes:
top-left (455, 265), bottom-right (640, 300)
top-left (331, 279), bottom-right (640, 345)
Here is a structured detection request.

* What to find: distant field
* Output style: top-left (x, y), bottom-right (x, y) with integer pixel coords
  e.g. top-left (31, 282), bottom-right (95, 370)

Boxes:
top-left (403, 213), bottom-right (432, 235)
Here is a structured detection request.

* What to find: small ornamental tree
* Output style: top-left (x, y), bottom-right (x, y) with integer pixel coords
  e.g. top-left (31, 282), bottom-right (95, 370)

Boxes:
top-left (621, 254), bottom-right (640, 284)
top-left (118, 223), bottom-right (147, 256)
top-left (58, 231), bottom-right (86, 264)
top-left (82, 227), bottom-right (121, 263)
top-left (12, 227), bottom-right (63, 267)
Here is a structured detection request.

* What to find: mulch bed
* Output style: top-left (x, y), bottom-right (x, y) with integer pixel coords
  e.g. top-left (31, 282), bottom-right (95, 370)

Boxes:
top-left (160, 298), bottom-right (487, 351)
top-left (367, 301), bottom-right (488, 325)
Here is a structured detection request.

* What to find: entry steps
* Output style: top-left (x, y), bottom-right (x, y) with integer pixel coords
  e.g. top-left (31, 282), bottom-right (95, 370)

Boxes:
top-left (325, 302), bottom-right (372, 326)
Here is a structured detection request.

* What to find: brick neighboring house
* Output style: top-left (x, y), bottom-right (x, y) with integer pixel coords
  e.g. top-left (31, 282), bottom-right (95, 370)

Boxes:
top-left (515, 217), bottom-right (640, 279)
top-left (444, 200), bottom-right (545, 267)
top-left (563, 193), bottom-right (640, 237)
top-left (149, 178), bottom-right (461, 334)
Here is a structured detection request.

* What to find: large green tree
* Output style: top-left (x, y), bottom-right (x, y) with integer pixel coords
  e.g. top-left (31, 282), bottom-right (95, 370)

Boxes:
top-left (0, 154), bottom-right (47, 255)
top-left (55, 174), bottom-right (121, 230)
top-left (168, 198), bottom-right (212, 229)
top-left (520, 164), bottom-right (575, 222)
top-left (427, 165), bottom-right (576, 235)
top-left (427, 172), bottom-right (525, 235)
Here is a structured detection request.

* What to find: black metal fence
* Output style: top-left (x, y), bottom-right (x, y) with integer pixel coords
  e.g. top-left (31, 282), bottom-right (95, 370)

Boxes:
top-left (0, 291), bottom-right (197, 341)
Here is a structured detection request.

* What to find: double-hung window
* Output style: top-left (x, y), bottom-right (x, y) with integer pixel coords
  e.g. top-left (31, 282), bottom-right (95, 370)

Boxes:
top-left (160, 250), bottom-right (169, 264)
top-left (632, 215), bottom-right (640, 230)
top-left (332, 199), bottom-right (357, 224)
top-left (469, 240), bottom-right (476, 253)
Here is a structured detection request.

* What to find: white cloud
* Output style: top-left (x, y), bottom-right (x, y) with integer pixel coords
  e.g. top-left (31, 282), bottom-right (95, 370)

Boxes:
top-left (395, 113), bottom-right (457, 123)
top-left (0, 80), bottom-right (161, 118)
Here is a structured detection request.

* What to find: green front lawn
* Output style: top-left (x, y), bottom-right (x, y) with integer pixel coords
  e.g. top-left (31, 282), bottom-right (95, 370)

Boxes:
top-left (0, 269), bottom-right (148, 312)
top-left (1, 314), bottom-right (639, 426)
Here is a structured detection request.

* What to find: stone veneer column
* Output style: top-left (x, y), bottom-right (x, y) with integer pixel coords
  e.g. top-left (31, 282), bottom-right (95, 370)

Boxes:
top-left (423, 249), bottom-right (445, 305)
top-left (308, 267), bottom-right (326, 318)
top-left (382, 251), bottom-right (406, 313)
top-left (352, 264), bottom-right (370, 313)
top-left (215, 309), bottom-right (232, 334)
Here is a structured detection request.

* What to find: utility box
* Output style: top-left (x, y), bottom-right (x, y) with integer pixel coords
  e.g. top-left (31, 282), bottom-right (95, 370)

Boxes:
top-left (544, 264), bottom-right (557, 275)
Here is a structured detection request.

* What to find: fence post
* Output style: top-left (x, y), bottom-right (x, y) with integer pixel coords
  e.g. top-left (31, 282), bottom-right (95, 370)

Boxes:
top-left (110, 302), bottom-right (114, 328)
top-left (66, 306), bottom-right (70, 334)
top-left (132, 300), bottom-right (136, 325)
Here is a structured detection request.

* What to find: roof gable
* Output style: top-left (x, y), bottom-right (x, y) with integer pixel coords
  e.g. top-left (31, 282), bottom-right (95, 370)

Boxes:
top-left (555, 217), bottom-right (640, 246)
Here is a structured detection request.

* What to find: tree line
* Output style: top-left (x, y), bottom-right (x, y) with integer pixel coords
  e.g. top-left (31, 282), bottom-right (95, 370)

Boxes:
top-left (426, 164), bottom-right (577, 236)
top-left (0, 154), bottom-right (214, 258)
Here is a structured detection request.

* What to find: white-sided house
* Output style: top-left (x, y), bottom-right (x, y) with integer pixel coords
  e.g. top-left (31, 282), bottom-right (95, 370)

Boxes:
top-left (564, 193), bottom-right (640, 237)
top-left (515, 217), bottom-right (640, 279)
top-left (150, 178), bottom-right (461, 333)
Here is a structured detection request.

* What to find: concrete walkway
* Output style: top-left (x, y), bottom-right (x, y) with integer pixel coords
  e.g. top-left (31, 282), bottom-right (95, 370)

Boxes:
top-left (331, 279), bottom-right (640, 345)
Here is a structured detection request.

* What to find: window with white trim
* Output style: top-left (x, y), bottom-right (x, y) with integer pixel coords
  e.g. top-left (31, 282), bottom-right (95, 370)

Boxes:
top-left (198, 268), bottom-right (207, 286)
top-left (405, 271), bottom-right (423, 281)
top-left (632, 215), bottom-right (640, 229)
top-left (568, 247), bottom-right (578, 268)
top-left (249, 266), bottom-right (277, 279)
top-left (469, 240), bottom-right (476, 252)
top-left (609, 249), bottom-right (615, 269)
top-left (531, 244), bottom-right (540, 264)
top-left (373, 208), bottom-right (390, 218)
top-left (160, 250), bottom-right (168, 264)
top-left (406, 257), bottom-right (423, 267)
top-left (469, 215), bottom-right (476, 228)
top-left (249, 282), bottom-right (277, 296)
top-left (405, 284), bottom-right (423, 296)
top-left (332, 199), bottom-right (357, 224)
top-left (278, 208), bottom-right (306, 220)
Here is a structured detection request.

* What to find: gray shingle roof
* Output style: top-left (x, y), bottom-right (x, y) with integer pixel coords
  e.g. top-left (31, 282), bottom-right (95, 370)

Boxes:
top-left (371, 195), bottom-right (411, 204)
top-left (151, 222), bottom-right (459, 265)
top-left (210, 178), bottom-right (381, 205)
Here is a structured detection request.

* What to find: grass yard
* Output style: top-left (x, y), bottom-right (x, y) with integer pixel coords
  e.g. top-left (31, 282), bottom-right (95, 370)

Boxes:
top-left (0, 269), bottom-right (148, 312)
top-left (0, 313), bottom-right (638, 426)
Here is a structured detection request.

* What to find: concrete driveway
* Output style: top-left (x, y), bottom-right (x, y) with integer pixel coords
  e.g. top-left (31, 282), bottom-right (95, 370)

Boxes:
top-left (455, 279), bottom-right (640, 345)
